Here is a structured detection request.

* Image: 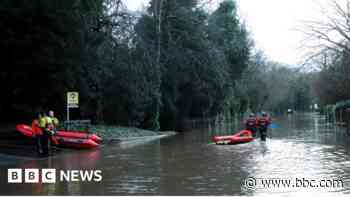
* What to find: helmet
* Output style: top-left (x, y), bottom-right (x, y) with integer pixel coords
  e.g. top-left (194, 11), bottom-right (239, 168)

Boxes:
top-left (249, 113), bottom-right (255, 117)
top-left (262, 112), bottom-right (267, 117)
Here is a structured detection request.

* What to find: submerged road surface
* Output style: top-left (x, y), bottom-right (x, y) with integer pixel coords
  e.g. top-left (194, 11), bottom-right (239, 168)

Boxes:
top-left (0, 113), bottom-right (350, 195)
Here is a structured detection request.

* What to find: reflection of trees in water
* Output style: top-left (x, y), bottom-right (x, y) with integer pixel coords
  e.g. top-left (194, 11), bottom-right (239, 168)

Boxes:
top-left (13, 149), bottom-right (102, 195)
top-left (210, 113), bottom-right (241, 136)
top-left (181, 113), bottom-right (243, 143)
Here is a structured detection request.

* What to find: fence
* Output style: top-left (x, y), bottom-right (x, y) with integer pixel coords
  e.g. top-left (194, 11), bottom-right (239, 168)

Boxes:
top-left (62, 120), bottom-right (91, 132)
top-left (325, 101), bottom-right (350, 132)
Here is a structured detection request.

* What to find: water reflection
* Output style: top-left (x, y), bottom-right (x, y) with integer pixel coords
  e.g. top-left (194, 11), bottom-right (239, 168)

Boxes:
top-left (1, 112), bottom-right (350, 195)
top-left (0, 149), bottom-right (102, 195)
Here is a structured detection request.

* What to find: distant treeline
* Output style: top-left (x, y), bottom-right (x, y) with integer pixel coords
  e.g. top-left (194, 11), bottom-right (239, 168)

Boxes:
top-left (0, 0), bottom-right (312, 130)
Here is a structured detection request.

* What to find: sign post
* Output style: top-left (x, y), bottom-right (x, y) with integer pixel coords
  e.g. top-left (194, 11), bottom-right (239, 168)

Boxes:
top-left (67, 92), bottom-right (79, 121)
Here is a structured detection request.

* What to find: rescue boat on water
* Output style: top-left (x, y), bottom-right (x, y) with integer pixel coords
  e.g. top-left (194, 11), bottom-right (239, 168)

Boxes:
top-left (16, 124), bottom-right (101, 149)
top-left (212, 130), bottom-right (254, 145)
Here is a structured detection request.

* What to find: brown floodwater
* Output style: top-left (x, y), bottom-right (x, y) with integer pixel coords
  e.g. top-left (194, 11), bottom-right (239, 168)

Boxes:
top-left (0, 112), bottom-right (350, 195)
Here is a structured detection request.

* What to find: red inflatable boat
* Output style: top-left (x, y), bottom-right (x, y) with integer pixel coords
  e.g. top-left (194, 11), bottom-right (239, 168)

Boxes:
top-left (212, 130), bottom-right (254, 145)
top-left (16, 124), bottom-right (101, 149)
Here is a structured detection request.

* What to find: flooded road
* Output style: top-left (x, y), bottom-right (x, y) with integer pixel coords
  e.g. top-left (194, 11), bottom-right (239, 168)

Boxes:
top-left (1, 112), bottom-right (350, 195)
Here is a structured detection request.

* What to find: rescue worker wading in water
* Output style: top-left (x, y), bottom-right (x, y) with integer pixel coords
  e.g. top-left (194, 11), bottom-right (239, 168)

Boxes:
top-left (258, 112), bottom-right (271, 141)
top-left (245, 113), bottom-right (258, 137)
top-left (38, 112), bottom-right (56, 156)
top-left (32, 112), bottom-right (44, 155)
top-left (48, 110), bottom-right (59, 129)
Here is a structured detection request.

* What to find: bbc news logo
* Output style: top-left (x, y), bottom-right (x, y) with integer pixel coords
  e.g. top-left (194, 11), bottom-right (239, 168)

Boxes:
top-left (8, 169), bottom-right (102, 183)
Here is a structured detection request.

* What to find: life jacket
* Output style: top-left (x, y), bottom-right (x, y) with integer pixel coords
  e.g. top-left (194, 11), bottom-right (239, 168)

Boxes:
top-left (32, 119), bottom-right (43, 135)
top-left (258, 117), bottom-right (270, 127)
top-left (246, 117), bottom-right (257, 127)
top-left (39, 116), bottom-right (47, 128)
top-left (45, 116), bottom-right (54, 131)
top-left (52, 117), bottom-right (59, 127)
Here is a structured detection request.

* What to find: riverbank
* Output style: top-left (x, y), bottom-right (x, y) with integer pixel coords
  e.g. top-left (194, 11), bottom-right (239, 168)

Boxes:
top-left (0, 124), bottom-right (177, 158)
top-left (0, 124), bottom-right (177, 144)
top-left (89, 125), bottom-right (177, 143)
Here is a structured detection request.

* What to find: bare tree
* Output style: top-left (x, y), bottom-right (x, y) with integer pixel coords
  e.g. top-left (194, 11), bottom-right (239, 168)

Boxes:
top-left (302, 0), bottom-right (350, 105)
top-left (302, 0), bottom-right (350, 60)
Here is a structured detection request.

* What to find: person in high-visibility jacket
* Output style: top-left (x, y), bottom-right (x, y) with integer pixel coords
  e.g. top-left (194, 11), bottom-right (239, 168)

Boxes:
top-left (48, 110), bottom-right (60, 146)
top-left (32, 112), bottom-right (44, 154)
top-left (48, 110), bottom-right (59, 129)
top-left (38, 112), bottom-right (55, 156)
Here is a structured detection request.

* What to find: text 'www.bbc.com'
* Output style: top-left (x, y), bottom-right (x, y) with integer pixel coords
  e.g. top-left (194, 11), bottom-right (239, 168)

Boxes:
top-left (241, 177), bottom-right (345, 191)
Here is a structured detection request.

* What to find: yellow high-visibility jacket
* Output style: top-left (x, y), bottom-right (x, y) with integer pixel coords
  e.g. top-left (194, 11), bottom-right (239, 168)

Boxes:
top-left (38, 116), bottom-right (47, 128)
top-left (39, 116), bottom-right (53, 129)
top-left (52, 117), bottom-right (59, 127)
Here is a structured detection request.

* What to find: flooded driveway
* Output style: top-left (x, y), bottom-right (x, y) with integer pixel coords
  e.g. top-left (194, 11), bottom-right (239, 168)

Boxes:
top-left (1, 112), bottom-right (350, 195)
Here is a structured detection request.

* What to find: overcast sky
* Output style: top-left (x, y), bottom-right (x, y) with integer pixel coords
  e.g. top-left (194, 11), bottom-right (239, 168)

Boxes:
top-left (125, 0), bottom-right (328, 66)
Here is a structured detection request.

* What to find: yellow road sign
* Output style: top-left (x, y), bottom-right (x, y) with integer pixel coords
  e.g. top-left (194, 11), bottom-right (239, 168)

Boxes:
top-left (67, 92), bottom-right (79, 108)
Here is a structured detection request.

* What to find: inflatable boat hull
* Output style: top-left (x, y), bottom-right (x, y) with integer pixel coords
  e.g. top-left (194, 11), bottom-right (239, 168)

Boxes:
top-left (16, 124), bottom-right (101, 149)
top-left (212, 130), bottom-right (254, 145)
